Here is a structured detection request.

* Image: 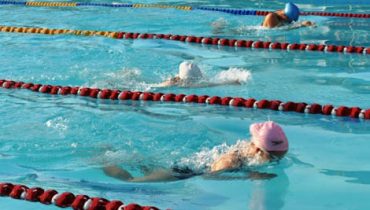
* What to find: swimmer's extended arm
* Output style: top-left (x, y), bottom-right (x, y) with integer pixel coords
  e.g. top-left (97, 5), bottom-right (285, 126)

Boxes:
top-left (153, 80), bottom-right (241, 88)
top-left (247, 171), bottom-right (277, 180)
top-left (103, 165), bottom-right (179, 182)
top-left (203, 171), bottom-right (277, 180)
top-left (151, 77), bottom-right (180, 88)
top-left (301, 21), bottom-right (316, 27)
top-left (286, 21), bottom-right (316, 30)
top-left (103, 165), bottom-right (134, 181)
top-left (150, 80), bottom-right (173, 88)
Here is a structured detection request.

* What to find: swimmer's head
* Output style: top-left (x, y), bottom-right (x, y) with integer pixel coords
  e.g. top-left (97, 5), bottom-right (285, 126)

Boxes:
top-left (250, 121), bottom-right (289, 159)
top-left (284, 2), bottom-right (300, 22)
top-left (178, 61), bottom-right (203, 82)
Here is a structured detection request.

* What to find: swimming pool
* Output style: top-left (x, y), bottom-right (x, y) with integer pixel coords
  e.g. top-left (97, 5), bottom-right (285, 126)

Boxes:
top-left (0, 0), bottom-right (369, 209)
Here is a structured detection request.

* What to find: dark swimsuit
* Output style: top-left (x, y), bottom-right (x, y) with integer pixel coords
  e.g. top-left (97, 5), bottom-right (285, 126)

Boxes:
top-left (171, 165), bottom-right (203, 180)
top-left (171, 150), bottom-right (247, 180)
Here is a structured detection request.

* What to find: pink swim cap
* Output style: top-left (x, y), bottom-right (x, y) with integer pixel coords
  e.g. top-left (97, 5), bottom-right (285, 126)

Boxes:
top-left (250, 121), bottom-right (289, 152)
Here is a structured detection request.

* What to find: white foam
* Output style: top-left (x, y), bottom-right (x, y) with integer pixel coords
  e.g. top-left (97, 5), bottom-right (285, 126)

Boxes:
top-left (213, 67), bottom-right (252, 85)
top-left (99, 68), bottom-right (152, 91)
top-left (178, 140), bottom-right (267, 172)
top-left (45, 117), bottom-right (69, 136)
top-left (234, 25), bottom-right (264, 34)
top-left (104, 68), bottom-right (142, 83)
top-left (178, 143), bottom-right (229, 171)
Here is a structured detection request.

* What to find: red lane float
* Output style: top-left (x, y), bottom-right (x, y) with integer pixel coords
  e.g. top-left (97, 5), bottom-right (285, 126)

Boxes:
top-left (123, 34), bottom-right (352, 53)
top-left (0, 182), bottom-right (159, 210)
top-left (0, 25), bottom-right (369, 55)
top-left (255, 10), bottom-right (370, 18)
top-left (0, 79), bottom-right (369, 120)
top-left (300, 11), bottom-right (370, 18)
top-left (125, 32), bottom-right (369, 55)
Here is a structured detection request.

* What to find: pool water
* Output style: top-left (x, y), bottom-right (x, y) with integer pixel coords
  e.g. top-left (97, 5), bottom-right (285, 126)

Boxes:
top-left (0, 0), bottom-right (369, 210)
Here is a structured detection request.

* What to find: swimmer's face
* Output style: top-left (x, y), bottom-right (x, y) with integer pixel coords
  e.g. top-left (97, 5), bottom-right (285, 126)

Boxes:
top-left (248, 143), bottom-right (270, 160)
top-left (276, 10), bottom-right (292, 23)
top-left (250, 142), bottom-right (287, 161)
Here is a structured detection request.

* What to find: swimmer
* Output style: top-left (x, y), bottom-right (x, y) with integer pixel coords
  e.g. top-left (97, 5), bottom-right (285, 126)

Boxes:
top-left (153, 61), bottom-right (242, 88)
top-left (262, 2), bottom-right (315, 28)
top-left (103, 121), bottom-right (289, 182)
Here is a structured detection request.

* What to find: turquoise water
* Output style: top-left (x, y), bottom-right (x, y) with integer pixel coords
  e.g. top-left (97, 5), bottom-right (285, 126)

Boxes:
top-left (0, 1), bottom-right (369, 210)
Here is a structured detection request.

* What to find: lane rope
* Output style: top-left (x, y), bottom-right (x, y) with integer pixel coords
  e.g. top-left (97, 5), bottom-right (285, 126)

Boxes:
top-left (196, 7), bottom-right (370, 18)
top-left (25, 1), bottom-right (77, 7)
top-left (0, 182), bottom-right (160, 210)
top-left (0, 1), bottom-right (369, 18)
top-left (0, 79), bottom-right (369, 120)
top-left (1, 25), bottom-right (369, 55)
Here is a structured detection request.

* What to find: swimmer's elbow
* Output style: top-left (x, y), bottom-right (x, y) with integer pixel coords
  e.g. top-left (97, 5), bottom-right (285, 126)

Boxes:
top-left (103, 165), bottom-right (133, 181)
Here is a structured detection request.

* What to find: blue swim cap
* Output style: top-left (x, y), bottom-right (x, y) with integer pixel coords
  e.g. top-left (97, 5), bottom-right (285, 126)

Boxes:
top-left (284, 2), bottom-right (300, 22)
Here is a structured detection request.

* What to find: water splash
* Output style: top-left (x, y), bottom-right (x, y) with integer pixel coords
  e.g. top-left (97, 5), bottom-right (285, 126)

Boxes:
top-left (95, 68), bottom-right (152, 91)
top-left (45, 116), bottom-right (69, 136)
top-left (90, 145), bottom-right (144, 167)
top-left (212, 67), bottom-right (252, 84)
top-left (234, 25), bottom-right (265, 34)
top-left (94, 66), bottom-right (251, 91)
top-left (178, 140), bottom-right (266, 173)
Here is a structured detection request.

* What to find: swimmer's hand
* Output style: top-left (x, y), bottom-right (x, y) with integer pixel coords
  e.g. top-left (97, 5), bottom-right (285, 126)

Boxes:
top-left (150, 81), bottom-right (170, 88)
top-left (247, 171), bottom-right (277, 180)
top-left (301, 21), bottom-right (316, 27)
top-left (285, 21), bottom-right (316, 30)
top-left (151, 77), bottom-right (180, 88)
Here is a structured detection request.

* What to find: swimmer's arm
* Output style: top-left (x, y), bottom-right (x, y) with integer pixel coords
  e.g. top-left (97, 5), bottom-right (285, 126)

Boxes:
top-left (203, 171), bottom-right (277, 180)
top-left (151, 77), bottom-right (180, 88)
top-left (150, 80), bottom-right (174, 88)
top-left (247, 171), bottom-right (277, 180)
top-left (286, 21), bottom-right (316, 30)
top-left (103, 165), bottom-right (179, 182)
top-left (103, 165), bottom-right (134, 181)
top-left (261, 12), bottom-right (281, 28)
top-left (210, 151), bottom-right (241, 173)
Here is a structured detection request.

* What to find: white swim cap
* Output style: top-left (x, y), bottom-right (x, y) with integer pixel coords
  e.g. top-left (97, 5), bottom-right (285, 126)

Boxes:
top-left (178, 61), bottom-right (203, 81)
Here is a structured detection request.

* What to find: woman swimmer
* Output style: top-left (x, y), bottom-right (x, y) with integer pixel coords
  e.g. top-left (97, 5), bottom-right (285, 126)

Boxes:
top-left (103, 121), bottom-right (289, 182)
top-left (211, 3), bottom-right (314, 34)
top-left (262, 2), bottom-right (315, 28)
top-left (153, 61), bottom-right (242, 88)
